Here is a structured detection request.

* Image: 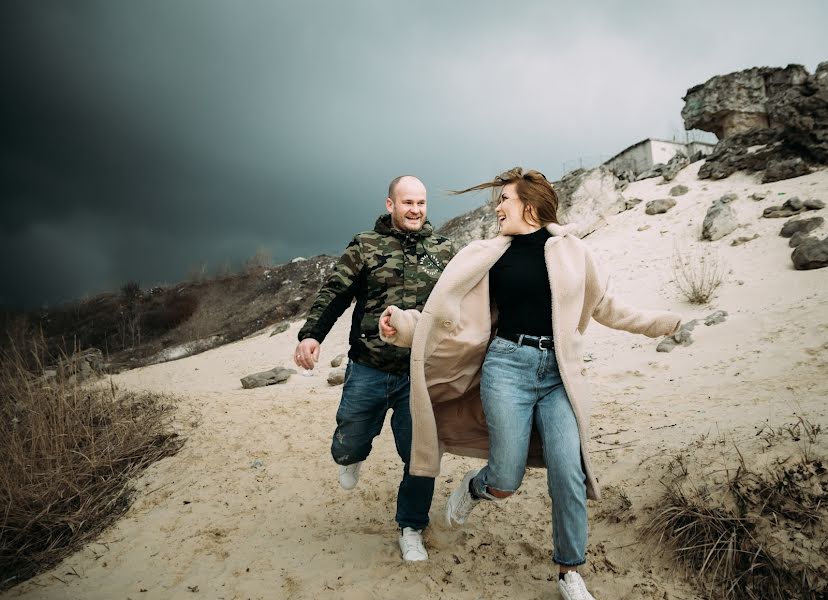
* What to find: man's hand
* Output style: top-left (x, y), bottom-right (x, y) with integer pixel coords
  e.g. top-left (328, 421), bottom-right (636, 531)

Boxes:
top-left (379, 306), bottom-right (397, 338)
top-left (294, 338), bottom-right (320, 370)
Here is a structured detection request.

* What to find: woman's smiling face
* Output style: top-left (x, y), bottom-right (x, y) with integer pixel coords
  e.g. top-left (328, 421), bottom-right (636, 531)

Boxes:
top-left (495, 182), bottom-right (539, 236)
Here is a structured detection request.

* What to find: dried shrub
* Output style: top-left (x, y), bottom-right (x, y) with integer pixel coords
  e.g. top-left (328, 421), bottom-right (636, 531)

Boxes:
top-left (0, 343), bottom-right (184, 590)
top-left (642, 422), bottom-right (828, 599)
top-left (672, 244), bottom-right (725, 304)
top-left (142, 294), bottom-right (199, 334)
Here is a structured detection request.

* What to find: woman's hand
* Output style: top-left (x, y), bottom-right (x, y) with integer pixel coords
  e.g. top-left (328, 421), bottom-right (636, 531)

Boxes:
top-left (379, 306), bottom-right (397, 338)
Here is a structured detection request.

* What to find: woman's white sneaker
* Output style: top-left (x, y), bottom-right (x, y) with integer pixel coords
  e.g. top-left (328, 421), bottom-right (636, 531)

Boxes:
top-left (558, 571), bottom-right (595, 600)
top-left (398, 527), bottom-right (428, 561)
top-left (445, 469), bottom-right (481, 527)
top-left (338, 461), bottom-right (363, 490)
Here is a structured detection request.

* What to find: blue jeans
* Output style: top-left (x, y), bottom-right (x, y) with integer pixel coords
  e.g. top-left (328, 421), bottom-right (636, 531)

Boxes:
top-left (331, 361), bottom-right (434, 531)
top-left (470, 336), bottom-right (588, 566)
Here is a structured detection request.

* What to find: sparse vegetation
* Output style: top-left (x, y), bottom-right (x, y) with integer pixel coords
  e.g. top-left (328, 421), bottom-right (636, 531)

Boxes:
top-left (0, 342), bottom-right (184, 590)
top-left (672, 244), bottom-right (725, 304)
top-left (642, 418), bottom-right (828, 599)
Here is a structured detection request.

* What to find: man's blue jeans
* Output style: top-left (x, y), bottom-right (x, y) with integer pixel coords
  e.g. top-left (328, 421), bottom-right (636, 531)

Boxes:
top-left (331, 361), bottom-right (434, 531)
top-left (470, 336), bottom-right (588, 566)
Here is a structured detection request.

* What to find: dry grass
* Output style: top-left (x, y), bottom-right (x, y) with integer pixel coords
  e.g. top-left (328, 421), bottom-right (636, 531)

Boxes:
top-left (642, 420), bottom-right (828, 599)
top-left (672, 244), bottom-right (725, 304)
top-left (0, 342), bottom-right (184, 590)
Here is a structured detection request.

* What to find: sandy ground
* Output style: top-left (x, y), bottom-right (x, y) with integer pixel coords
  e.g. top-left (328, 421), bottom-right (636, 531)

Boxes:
top-left (5, 163), bottom-right (827, 600)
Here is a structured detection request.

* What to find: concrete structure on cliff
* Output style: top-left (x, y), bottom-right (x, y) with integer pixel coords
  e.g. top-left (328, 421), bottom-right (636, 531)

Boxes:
top-left (603, 138), bottom-right (715, 176)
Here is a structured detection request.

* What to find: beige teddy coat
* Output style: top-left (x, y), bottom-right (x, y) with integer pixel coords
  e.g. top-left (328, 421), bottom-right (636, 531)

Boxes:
top-left (380, 222), bottom-right (681, 500)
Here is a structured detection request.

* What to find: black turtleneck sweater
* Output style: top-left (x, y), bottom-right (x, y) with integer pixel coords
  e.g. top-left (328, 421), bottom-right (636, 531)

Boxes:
top-left (490, 227), bottom-right (553, 337)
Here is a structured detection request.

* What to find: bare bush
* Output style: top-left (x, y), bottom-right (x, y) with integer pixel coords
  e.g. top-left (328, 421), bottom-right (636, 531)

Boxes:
top-left (642, 422), bottom-right (827, 599)
top-left (244, 246), bottom-right (273, 274)
top-left (672, 244), bottom-right (725, 304)
top-left (142, 293), bottom-right (199, 334)
top-left (0, 344), bottom-right (183, 590)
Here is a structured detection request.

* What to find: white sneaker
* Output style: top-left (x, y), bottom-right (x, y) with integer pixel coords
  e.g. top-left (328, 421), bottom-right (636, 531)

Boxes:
top-left (558, 571), bottom-right (595, 600)
top-left (338, 461), bottom-right (362, 490)
top-left (398, 527), bottom-right (428, 561)
top-left (445, 469), bottom-right (481, 527)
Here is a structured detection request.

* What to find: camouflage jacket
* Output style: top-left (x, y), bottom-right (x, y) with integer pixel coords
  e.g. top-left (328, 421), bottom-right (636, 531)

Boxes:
top-left (298, 214), bottom-right (454, 373)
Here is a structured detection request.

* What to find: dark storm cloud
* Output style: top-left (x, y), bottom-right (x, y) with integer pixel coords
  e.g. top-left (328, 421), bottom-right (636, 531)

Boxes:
top-left (1, 0), bottom-right (827, 307)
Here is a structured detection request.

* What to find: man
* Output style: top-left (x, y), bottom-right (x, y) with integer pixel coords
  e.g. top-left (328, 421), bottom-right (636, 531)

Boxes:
top-left (293, 175), bottom-right (454, 561)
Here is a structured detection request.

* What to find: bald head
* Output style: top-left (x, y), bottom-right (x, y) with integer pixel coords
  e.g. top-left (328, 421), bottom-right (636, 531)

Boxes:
top-left (388, 175), bottom-right (425, 201)
top-left (386, 175), bottom-right (427, 232)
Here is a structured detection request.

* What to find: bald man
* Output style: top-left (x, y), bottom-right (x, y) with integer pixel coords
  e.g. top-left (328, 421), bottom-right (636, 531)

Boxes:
top-left (293, 175), bottom-right (455, 561)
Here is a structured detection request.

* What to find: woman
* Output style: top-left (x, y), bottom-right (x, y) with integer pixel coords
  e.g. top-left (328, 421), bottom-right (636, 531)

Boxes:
top-left (379, 168), bottom-right (681, 600)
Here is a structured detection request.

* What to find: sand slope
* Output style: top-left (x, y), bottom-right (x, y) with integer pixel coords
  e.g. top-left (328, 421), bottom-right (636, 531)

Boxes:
top-left (5, 163), bottom-right (827, 600)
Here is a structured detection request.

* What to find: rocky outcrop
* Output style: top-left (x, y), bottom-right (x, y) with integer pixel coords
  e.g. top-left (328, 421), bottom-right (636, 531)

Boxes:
top-left (661, 152), bottom-right (690, 182)
top-left (546, 166), bottom-right (626, 236)
top-left (683, 62), bottom-right (828, 182)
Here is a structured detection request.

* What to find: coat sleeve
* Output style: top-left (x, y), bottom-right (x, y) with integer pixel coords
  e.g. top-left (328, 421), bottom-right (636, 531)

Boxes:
top-left (378, 306), bottom-right (421, 348)
top-left (297, 236), bottom-right (363, 343)
top-left (586, 246), bottom-right (681, 338)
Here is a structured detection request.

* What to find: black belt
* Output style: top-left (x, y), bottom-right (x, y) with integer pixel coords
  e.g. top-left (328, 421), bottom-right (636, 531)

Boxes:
top-left (498, 332), bottom-right (554, 350)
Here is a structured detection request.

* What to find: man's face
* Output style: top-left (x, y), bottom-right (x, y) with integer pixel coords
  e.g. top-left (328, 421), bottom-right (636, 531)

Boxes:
top-left (386, 177), bottom-right (427, 232)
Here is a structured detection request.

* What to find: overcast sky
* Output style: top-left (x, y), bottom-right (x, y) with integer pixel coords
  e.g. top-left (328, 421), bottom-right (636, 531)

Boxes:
top-left (2, 1), bottom-right (826, 308)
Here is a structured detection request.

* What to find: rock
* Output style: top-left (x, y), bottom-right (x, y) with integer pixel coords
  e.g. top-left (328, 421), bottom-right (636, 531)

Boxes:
top-left (637, 225), bottom-right (650, 232)
top-left (554, 166), bottom-right (626, 236)
top-left (268, 322), bottom-right (290, 336)
top-left (669, 185), bottom-right (689, 197)
top-left (787, 197), bottom-right (805, 211)
top-left (763, 157), bottom-right (810, 183)
top-left (240, 366), bottom-right (296, 389)
top-left (791, 237), bottom-right (828, 270)
top-left (762, 196), bottom-right (822, 219)
top-left (625, 198), bottom-right (643, 210)
top-left (661, 153), bottom-right (690, 182)
top-left (645, 199), bottom-right (676, 215)
top-left (719, 192), bottom-right (738, 203)
top-left (148, 335), bottom-right (225, 365)
top-left (779, 216), bottom-right (824, 238)
top-left (731, 233), bottom-right (760, 246)
top-left (763, 205), bottom-right (802, 218)
top-left (54, 348), bottom-right (105, 383)
top-left (789, 232), bottom-right (815, 247)
top-left (702, 199), bottom-right (738, 240)
top-left (636, 163), bottom-right (666, 181)
top-left (750, 191), bottom-right (770, 201)
top-left (685, 63), bottom-right (828, 182)
top-left (327, 366), bottom-right (347, 386)
top-left (704, 310), bottom-right (728, 326)
top-left (330, 353), bottom-right (346, 368)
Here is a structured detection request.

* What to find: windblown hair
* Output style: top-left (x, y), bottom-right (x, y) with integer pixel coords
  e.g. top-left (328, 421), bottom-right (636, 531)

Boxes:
top-left (453, 167), bottom-right (559, 226)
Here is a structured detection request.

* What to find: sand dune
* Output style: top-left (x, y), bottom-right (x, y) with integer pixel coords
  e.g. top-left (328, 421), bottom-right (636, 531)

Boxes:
top-left (5, 163), bottom-right (827, 600)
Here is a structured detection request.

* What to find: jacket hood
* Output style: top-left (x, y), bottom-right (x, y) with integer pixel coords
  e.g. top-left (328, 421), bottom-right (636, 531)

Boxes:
top-left (374, 214), bottom-right (434, 239)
